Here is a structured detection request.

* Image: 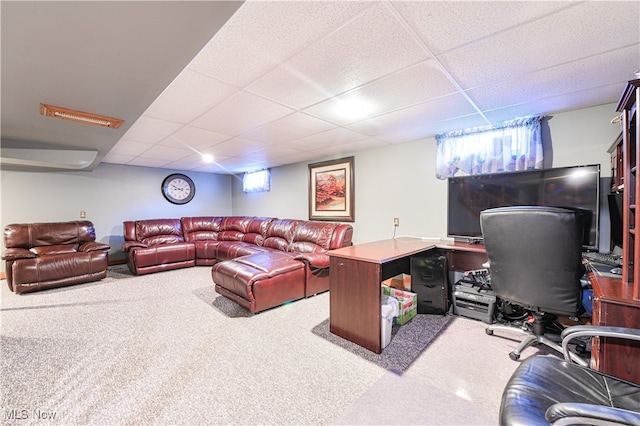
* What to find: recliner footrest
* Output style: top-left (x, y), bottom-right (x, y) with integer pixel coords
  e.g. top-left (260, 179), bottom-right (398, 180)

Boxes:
top-left (212, 252), bottom-right (305, 313)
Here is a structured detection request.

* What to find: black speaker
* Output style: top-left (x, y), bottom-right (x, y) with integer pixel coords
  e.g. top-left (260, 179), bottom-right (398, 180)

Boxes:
top-left (410, 256), bottom-right (449, 315)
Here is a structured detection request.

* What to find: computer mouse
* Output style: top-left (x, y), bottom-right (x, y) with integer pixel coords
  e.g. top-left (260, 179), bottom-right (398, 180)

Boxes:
top-left (610, 267), bottom-right (622, 275)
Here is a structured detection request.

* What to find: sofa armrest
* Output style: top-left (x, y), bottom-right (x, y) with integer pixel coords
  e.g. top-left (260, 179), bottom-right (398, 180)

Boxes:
top-left (293, 253), bottom-right (330, 268)
top-left (546, 402), bottom-right (640, 426)
top-left (122, 241), bottom-right (148, 252)
top-left (79, 242), bottom-right (111, 252)
top-left (2, 248), bottom-right (36, 261)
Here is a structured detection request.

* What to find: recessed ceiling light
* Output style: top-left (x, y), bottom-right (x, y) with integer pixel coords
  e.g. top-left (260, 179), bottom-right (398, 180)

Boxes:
top-left (202, 153), bottom-right (214, 163)
top-left (40, 103), bottom-right (124, 129)
top-left (334, 99), bottom-right (373, 121)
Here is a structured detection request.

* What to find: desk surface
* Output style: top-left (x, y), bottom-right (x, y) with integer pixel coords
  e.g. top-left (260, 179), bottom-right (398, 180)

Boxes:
top-left (329, 237), bottom-right (487, 263)
top-left (328, 237), bottom-right (436, 263)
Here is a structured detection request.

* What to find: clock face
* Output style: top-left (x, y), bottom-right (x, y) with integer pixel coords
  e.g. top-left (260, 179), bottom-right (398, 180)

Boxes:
top-left (162, 174), bottom-right (195, 204)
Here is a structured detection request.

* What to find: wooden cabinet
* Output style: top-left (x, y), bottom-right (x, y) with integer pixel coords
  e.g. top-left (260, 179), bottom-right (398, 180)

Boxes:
top-left (617, 79), bottom-right (639, 292)
top-left (590, 274), bottom-right (640, 384)
top-left (592, 79), bottom-right (640, 385)
top-left (608, 133), bottom-right (624, 192)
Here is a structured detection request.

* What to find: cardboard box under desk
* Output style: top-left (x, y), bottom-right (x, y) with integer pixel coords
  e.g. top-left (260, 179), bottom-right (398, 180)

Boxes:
top-left (382, 285), bottom-right (417, 325)
top-left (381, 273), bottom-right (411, 291)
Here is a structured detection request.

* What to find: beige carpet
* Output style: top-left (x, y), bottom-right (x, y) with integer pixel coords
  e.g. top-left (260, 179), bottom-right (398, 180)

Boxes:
top-left (1, 265), bottom-right (464, 425)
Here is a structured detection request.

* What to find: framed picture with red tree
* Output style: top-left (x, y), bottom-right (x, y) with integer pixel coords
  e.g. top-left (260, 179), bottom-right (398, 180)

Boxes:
top-left (308, 156), bottom-right (354, 222)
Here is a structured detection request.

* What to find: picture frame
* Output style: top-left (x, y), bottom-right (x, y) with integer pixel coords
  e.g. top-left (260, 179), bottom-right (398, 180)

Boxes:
top-left (308, 156), bottom-right (355, 222)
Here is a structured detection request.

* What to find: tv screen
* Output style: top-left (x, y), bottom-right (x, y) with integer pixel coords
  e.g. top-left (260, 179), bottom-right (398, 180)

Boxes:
top-left (447, 164), bottom-right (601, 250)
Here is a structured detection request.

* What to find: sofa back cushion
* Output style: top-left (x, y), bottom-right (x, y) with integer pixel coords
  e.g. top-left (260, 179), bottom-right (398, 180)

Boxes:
top-left (290, 221), bottom-right (339, 253)
top-left (217, 216), bottom-right (251, 241)
top-left (4, 221), bottom-right (96, 249)
top-left (181, 217), bottom-right (223, 242)
top-left (263, 219), bottom-right (298, 251)
top-left (241, 217), bottom-right (274, 245)
top-left (30, 244), bottom-right (79, 256)
top-left (135, 219), bottom-right (184, 246)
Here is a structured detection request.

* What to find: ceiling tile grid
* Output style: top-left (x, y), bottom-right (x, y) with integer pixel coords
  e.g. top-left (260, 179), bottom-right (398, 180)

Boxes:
top-left (5, 1), bottom-right (638, 174)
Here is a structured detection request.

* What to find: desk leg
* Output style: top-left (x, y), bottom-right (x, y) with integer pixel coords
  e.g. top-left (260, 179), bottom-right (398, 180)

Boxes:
top-left (330, 257), bottom-right (382, 353)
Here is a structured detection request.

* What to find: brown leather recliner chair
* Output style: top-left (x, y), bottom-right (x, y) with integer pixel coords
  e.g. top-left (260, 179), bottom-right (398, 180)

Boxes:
top-left (2, 221), bottom-right (110, 294)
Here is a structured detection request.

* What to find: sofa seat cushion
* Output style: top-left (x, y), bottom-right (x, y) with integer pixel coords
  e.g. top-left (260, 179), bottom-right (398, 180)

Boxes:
top-left (214, 241), bottom-right (272, 261)
top-left (212, 252), bottom-right (305, 313)
top-left (11, 251), bottom-right (108, 294)
top-left (128, 242), bottom-right (195, 269)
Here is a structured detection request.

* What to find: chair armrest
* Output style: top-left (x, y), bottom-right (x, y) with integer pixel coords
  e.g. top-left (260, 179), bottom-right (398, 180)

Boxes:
top-left (293, 253), bottom-right (329, 268)
top-left (546, 402), bottom-right (640, 426)
top-left (122, 241), bottom-right (148, 252)
top-left (79, 242), bottom-right (111, 252)
top-left (1, 248), bottom-right (36, 261)
top-left (561, 325), bottom-right (640, 362)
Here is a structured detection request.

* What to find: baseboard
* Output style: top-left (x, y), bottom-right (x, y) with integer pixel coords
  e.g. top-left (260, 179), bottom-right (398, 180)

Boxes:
top-left (108, 258), bottom-right (127, 266)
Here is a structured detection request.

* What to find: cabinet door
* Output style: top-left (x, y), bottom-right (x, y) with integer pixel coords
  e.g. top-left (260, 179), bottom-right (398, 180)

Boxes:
top-left (595, 299), bottom-right (640, 384)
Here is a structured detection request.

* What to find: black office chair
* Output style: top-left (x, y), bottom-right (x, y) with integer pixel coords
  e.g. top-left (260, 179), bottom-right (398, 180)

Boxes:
top-left (500, 325), bottom-right (640, 426)
top-left (480, 206), bottom-right (586, 363)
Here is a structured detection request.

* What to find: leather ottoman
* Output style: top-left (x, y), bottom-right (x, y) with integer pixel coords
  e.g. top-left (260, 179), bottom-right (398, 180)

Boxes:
top-left (212, 252), bottom-right (305, 313)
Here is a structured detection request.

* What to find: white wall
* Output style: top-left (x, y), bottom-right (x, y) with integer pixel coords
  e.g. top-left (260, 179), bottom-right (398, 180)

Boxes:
top-left (232, 103), bottom-right (620, 246)
top-left (1, 163), bottom-right (232, 265)
top-left (0, 103), bottom-right (621, 272)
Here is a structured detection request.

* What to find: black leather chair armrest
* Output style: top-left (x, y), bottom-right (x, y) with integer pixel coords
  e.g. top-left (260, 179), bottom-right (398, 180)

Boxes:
top-left (1, 247), bottom-right (35, 261)
top-left (546, 402), bottom-right (640, 426)
top-left (561, 325), bottom-right (640, 363)
top-left (122, 241), bottom-right (148, 252)
top-left (79, 242), bottom-right (111, 252)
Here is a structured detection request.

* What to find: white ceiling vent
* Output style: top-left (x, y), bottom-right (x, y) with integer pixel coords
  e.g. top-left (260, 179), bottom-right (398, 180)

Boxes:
top-left (40, 103), bottom-right (124, 129)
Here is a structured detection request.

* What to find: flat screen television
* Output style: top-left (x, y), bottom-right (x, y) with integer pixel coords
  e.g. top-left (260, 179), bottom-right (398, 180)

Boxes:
top-left (447, 164), bottom-right (601, 250)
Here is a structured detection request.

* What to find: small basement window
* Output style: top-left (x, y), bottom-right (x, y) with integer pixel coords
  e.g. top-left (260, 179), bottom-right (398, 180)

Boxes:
top-left (243, 169), bottom-right (270, 193)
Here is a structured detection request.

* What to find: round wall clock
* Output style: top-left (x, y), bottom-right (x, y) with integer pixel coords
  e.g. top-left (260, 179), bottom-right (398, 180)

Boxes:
top-left (161, 173), bottom-right (195, 205)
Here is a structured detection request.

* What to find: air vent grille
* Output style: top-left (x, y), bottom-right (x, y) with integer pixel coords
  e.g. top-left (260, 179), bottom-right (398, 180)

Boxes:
top-left (40, 104), bottom-right (123, 129)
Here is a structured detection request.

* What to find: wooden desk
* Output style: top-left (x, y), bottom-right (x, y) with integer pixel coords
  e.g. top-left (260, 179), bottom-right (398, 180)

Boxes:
top-left (328, 237), bottom-right (488, 353)
top-left (589, 272), bottom-right (640, 384)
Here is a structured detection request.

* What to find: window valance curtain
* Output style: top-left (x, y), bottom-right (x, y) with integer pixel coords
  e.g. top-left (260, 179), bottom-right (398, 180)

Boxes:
top-left (435, 115), bottom-right (544, 179)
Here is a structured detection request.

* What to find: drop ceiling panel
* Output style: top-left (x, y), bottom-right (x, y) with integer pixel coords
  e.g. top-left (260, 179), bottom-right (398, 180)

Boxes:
top-left (127, 157), bottom-right (171, 169)
top-left (304, 59), bottom-right (459, 126)
top-left (120, 116), bottom-right (183, 144)
top-left (140, 144), bottom-right (192, 162)
top-left (191, 91), bottom-right (294, 136)
top-left (242, 113), bottom-right (335, 144)
top-left (347, 93), bottom-right (479, 138)
top-left (107, 139), bottom-right (154, 157)
top-left (165, 126), bottom-right (231, 151)
top-left (188, 1), bottom-right (373, 87)
top-left (483, 84), bottom-right (625, 124)
top-left (280, 127), bottom-right (369, 150)
top-left (375, 114), bottom-right (489, 145)
top-left (393, 1), bottom-right (576, 55)
top-left (468, 46), bottom-right (639, 111)
top-left (246, 3), bottom-right (429, 109)
top-left (210, 137), bottom-right (270, 158)
top-left (144, 70), bottom-right (238, 124)
top-left (441, 2), bottom-right (640, 90)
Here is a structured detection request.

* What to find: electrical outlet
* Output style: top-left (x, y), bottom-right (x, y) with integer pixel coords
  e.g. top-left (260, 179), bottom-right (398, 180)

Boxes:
top-left (393, 217), bottom-right (399, 227)
top-left (80, 210), bottom-right (86, 218)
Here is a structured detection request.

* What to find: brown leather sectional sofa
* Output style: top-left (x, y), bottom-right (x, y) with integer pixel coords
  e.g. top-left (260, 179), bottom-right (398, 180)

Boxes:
top-left (2, 221), bottom-right (110, 294)
top-left (122, 216), bottom-right (353, 313)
